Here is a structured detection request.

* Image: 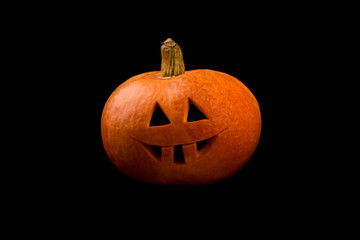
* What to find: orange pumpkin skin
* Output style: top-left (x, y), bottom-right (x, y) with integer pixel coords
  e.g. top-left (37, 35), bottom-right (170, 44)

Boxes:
top-left (101, 69), bottom-right (261, 184)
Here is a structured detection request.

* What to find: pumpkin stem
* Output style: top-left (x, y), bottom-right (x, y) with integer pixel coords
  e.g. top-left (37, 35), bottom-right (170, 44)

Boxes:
top-left (161, 38), bottom-right (185, 78)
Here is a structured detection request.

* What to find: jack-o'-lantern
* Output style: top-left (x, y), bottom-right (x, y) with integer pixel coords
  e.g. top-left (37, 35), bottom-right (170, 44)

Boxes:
top-left (101, 38), bottom-right (261, 184)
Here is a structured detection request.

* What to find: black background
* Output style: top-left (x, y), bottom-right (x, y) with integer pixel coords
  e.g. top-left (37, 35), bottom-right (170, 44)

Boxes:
top-left (15, 4), bottom-right (333, 220)
top-left (6, 2), bottom-right (356, 235)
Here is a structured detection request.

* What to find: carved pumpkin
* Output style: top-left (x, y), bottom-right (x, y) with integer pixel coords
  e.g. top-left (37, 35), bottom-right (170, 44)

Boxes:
top-left (101, 38), bottom-right (261, 184)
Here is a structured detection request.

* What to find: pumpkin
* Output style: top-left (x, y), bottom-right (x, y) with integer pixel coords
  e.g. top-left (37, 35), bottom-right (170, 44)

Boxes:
top-left (101, 38), bottom-right (261, 184)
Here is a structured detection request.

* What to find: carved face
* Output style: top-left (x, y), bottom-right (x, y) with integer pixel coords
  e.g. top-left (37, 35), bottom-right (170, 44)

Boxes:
top-left (131, 98), bottom-right (228, 165)
top-left (101, 70), bottom-right (261, 184)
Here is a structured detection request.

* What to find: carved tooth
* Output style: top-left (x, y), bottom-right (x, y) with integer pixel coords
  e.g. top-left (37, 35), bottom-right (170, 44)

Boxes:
top-left (161, 146), bottom-right (174, 163)
top-left (182, 143), bottom-right (197, 163)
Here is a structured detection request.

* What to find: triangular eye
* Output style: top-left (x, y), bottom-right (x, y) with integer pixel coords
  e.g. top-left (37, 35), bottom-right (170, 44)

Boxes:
top-left (150, 102), bottom-right (171, 126)
top-left (187, 99), bottom-right (208, 122)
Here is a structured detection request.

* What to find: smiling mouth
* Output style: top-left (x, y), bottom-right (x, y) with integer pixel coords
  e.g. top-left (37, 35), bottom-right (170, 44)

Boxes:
top-left (136, 134), bottom-right (219, 164)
